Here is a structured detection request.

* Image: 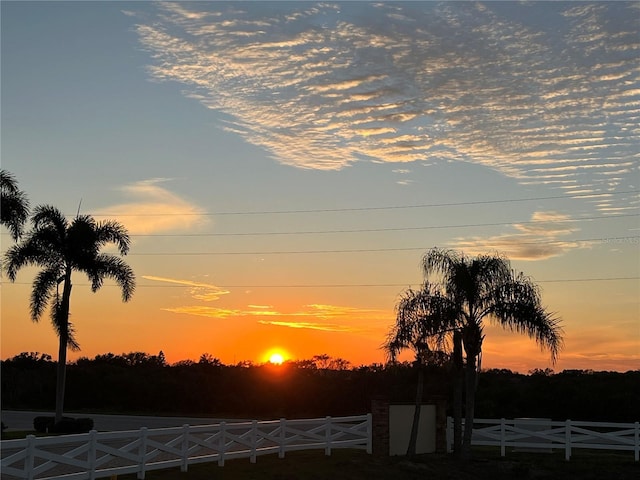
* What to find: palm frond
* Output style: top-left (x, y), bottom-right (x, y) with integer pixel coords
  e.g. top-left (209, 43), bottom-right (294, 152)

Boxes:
top-left (422, 247), bottom-right (460, 283)
top-left (0, 170), bottom-right (21, 194)
top-left (50, 304), bottom-right (81, 351)
top-left (30, 267), bottom-right (62, 321)
top-left (384, 283), bottom-right (459, 363)
top-left (32, 205), bottom-right (69, 237)
top-left (85, 254), bottom-right (136, 301)
top-left (94, 220), bottom-right (131, 255)
top-left (488, 276), bottom-right (564, 363)
top-left (3, 236), bottom-right (57, 281)
top-left (419, 248), bottom-right (563, 364)
top-left (1, 191), bottom-right (30, 240)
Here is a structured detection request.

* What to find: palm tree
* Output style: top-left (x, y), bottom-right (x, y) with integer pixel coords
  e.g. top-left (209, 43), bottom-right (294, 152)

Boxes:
top-left (3, 205), bottom-right (136, 422)
top-left (422, 248), bottom-right (563, 458)
top-left (0, 169), bottom-right (30, 240)
top-left (384, 283), bottom-right (457, 456)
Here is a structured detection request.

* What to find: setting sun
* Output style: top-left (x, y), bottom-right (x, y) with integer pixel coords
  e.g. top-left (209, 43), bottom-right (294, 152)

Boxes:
top-left (268, 353), bottom-right (284, 365)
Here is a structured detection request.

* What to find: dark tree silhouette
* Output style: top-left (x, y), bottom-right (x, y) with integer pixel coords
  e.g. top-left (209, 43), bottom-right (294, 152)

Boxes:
top-left (384, 283), bottom-right (457, 456)
top-left (0, 169), bottom-right (30, 241)
top-left (394, 248), bottom-right (563, 458)
top-left (3, 205), bottom-right (135, 422)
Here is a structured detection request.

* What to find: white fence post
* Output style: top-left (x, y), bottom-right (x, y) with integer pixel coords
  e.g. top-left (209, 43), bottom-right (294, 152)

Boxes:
top-left (218, 421), bottom-right (227, 467)
top-left (635, 422), bottom-right (639, 462)
top-left (564, 419), bottom-right (571, 461)
top-left (25, 434), bottom-right (36, 480)
top-left (366, 413), bottom-right (373, 455)
top-left (180, 424), bottom-right (190, 472)
top-left (250, 420), bottom-right (258, 464)
top-left (500, 418), bottom-right (506, 457)
top-left (325, 416), bottom-right (332, 456)
top-left (137, 427), bottom-right (148, 480)
top-left (88, 430), bottom-right (97, 480)
top-left (279, 418), bottom-right (286, 458)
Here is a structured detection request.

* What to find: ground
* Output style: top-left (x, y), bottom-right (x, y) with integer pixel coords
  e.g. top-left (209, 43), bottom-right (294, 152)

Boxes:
top-left (119, 448), bottom-right (638, 480)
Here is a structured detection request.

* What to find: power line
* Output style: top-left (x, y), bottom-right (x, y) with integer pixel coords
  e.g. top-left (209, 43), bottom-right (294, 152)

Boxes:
top-left (127, 236), bottom-right (639, 256)
top-left (144, 277), bottom-right (640, 287)
top-left (6, 277), bottom-right (639, 289)
top-left (129, 213), bottom-right (638, 237)
top-left (86, 190), bottom-right (638, 217)
top-left (3, 213), bottom-right (636, 238)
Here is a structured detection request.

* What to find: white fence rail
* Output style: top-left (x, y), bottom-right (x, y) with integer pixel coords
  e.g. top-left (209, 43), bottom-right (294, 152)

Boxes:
top-left (447, 417), bottom-right (640, 461)
top-left (1, 414), bottom-right (372, 480)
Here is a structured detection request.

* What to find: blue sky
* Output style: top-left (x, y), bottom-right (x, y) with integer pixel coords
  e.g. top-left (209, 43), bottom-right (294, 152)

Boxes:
top-left (1, 1), bottom-right (638, 371)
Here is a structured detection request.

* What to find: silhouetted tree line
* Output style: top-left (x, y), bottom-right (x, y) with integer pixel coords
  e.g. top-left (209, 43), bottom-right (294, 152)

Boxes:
top-left (475, 368), bottom-right (640, 423)
top-left (2, 352), bottom-right (638, 422)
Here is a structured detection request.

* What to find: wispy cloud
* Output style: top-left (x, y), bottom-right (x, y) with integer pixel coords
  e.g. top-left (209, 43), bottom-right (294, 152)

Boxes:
top-left (160, 300), bottom-right (384, 332)
top-left (303, 304), bottom-right (382, 319)
top-left (132, 2), bottom-right (639, 213)
top-left (163, 306), bottom-right (240, 318)
top-left (97, 179), bottom-right (208, 234)
top-left (256, 320), bottom-right (357, 332)
top-left (143, 275), bottom-right (230, 301)
top-left (450, 211), bottom-right (593, 260)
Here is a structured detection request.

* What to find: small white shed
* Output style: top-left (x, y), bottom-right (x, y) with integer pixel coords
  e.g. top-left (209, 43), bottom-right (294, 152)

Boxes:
top-left (388, 404), bottom-right (437, 455)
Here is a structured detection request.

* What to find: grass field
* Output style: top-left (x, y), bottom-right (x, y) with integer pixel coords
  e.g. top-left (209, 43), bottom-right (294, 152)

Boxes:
top-left (116, 448), bottom-right (638, 480)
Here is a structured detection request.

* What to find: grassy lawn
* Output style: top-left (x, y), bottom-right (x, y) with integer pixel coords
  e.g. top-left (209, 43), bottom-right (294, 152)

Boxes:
top-left (117, 448), bottom-right (638, 480)
top-left (1, 430), bottom-right (50, 440)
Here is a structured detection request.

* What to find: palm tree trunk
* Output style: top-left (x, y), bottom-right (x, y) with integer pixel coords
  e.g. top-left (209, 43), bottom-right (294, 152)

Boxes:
top-left (452, 330), bottom-right (463, 455)
top-left (407, 363), bottom-right (424, 457)
top-left (55, 334), bottom-right (68, 424)
top-left (461, 353), bottom-right (477, 460)
top-left (54, 274), bottom-right (72, 423)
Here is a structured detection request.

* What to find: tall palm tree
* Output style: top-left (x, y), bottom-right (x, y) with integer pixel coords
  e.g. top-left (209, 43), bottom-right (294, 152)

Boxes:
top-left (0, 169), bottom-right (30, 241)
top-left (3, 205), bottom-right (136, 422)
top-left (384, 283), bottom-right (457, 456)
top-left (422, 248), bottom-right (563, 458)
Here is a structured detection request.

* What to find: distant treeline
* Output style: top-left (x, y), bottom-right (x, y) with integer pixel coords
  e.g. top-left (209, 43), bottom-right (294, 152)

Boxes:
top-left (2, 352), bottom-right (638, 422)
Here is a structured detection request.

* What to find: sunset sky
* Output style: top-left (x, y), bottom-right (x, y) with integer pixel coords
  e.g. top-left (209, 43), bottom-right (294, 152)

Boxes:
top-left (1, 1), bottom-right (638, 373)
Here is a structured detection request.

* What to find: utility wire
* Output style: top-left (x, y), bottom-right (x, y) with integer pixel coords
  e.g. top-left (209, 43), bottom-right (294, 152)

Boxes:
top-left (127, 236), bottom-right (639, 255)
top-left (86, 190), bottom-right (638, 217)
top-left (128, 213), bottom-right (638, 237)
top-left (6, 277), bottom-right (639, 289)
top-left (2, 213), bottom-right (636, 238)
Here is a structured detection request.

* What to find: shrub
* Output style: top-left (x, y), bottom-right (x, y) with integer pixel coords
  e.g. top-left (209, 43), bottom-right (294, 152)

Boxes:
top-left (52, 417), bottom-right (94, 434)
top-left (33, 416), bottom-right (94, 434)
top-left (33, 416), bottom-right (56, 433)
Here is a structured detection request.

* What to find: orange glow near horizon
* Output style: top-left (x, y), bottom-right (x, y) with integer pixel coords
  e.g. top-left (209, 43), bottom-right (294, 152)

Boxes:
top-left (1, 273), bottom-right (639, 374)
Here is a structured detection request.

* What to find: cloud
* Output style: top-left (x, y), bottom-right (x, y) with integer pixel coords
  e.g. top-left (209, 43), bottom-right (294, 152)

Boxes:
top-left (450, 211), bottom-right (594, 260)
top-left (163, 306), bottom-right (240, 318)
top-left (160, 300), bottom-right (384, 332)
top-left (256, 320), bottom-right (358, 332)
top-left (131, 2), bottom-right (639, 213)
top-left (303, 304), bottom-right (382, 319)
top-left (97, 179), bottom-right (208, 234)
top-left (143, 275), bottom-right (230, 301)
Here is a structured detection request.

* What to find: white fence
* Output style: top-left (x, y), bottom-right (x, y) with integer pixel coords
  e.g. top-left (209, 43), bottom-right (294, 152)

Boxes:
top-left (447, 417), bottom-right (640, 461)
top-left (1, 414), bottom-right (372, 480)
